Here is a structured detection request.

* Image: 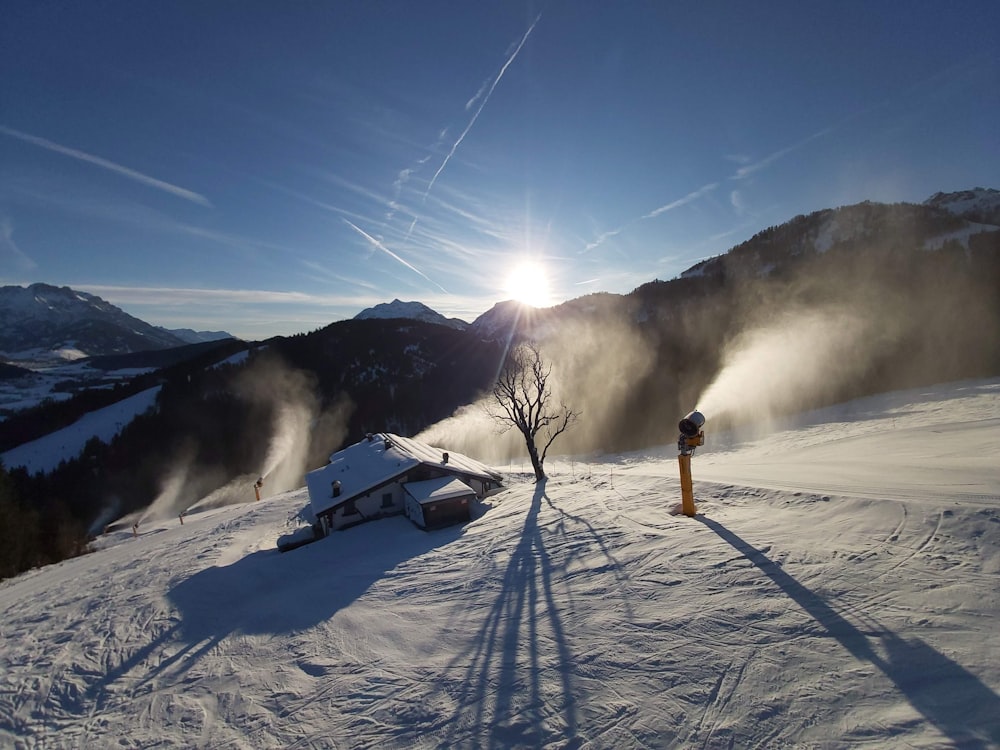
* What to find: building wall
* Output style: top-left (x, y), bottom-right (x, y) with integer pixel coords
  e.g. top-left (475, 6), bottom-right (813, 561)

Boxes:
top-left (326, 482), bottom-right (406, 530)
top-left (422, 494), bottom-right (474, 530)
top-left (405, 492), bottom-right (474, 530)
top-left (318, 468), bottom-right (503, 532)
top-left (404, 495), bottom-right (424, 527)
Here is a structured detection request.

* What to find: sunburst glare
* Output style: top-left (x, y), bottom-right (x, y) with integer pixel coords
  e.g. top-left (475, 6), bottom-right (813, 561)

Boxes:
top-left (503, 260), bottom-right (552, 308)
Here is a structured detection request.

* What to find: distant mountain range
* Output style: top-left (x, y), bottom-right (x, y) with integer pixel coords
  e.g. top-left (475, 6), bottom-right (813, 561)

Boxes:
top-left (0, 283), bottom-right (234, 361)
top-left (4, 188), bottom-right (996, 367)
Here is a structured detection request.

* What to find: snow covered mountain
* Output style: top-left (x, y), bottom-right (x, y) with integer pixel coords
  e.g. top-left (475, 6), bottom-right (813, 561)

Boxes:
top-left (0, 283), bottom-right (214, 359)
top-left (468, 299), bottom-right (528, 340)
top-left (924, 187), bottom-right (1000, 224)
top-left (355, 298), bottom-right (468, 330)
top-left (1, 379), bottom-right (997, 748)
top-left (679, 190), bottom-right (1000, 282)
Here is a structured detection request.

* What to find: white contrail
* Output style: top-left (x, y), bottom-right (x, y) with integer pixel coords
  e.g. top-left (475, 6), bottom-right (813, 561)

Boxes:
top-left (0, 125), bottom-right (212, 207)
top-left (644, 182), bottom-right (719, 219)
top-left (426, 14), bottom-right (542, 196)
top-left (343, 218), bottom-right (449, 293)
top-left (731, 127), bottom-right (833, 180)
top-left (584, 182), bottom-right (719, 253)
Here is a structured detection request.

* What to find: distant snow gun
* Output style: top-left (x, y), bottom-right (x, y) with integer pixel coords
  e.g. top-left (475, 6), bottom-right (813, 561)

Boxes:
top-left (677, 410), bottom-right (705, 517)
top-left (254, 476), bottom-right (264, 502)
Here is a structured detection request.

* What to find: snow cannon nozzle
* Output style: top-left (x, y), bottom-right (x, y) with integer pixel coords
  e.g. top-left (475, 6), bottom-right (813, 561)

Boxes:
top-left (678, 410), bottom-right (705, 438)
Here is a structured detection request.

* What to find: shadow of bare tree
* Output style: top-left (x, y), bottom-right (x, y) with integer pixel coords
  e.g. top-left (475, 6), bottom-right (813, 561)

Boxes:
top-left (442, 480), bottom-right (628, 749)
top-left (698, 515), bottom-right (1000, 748)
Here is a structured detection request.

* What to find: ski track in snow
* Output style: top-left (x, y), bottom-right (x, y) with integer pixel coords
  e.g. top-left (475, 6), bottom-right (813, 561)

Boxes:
top-left (1, 379), bottom-right (999, 748)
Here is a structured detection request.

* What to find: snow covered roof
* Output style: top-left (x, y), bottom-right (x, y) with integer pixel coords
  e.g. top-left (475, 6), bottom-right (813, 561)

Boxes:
top-left (305, 432), bottom-right (501, 517)
top-left (404, 476), bottom-right (475, 506)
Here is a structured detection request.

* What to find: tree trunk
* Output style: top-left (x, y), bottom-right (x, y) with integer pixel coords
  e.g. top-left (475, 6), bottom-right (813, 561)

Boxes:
top-left (526, 439), bottom-right (546, 482)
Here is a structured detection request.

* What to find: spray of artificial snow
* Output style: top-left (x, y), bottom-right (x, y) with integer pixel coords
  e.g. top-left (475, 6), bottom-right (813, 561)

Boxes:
top-left (139, 459), bottom-right (191, 525)
top-left (696, 308), bottom-right (878, 434)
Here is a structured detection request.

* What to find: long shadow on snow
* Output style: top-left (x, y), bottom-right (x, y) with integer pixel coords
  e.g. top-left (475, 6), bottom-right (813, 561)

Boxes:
top-left (698, 515), bottom-right (1000, 748)
top-left (440, 480), bottom-right (627, 750)
top-left (92, 516), bottom-right (463, 698)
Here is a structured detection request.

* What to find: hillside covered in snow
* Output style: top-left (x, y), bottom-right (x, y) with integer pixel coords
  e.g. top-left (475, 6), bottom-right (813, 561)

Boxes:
top-left (1, 378), bottom-right (997, 748)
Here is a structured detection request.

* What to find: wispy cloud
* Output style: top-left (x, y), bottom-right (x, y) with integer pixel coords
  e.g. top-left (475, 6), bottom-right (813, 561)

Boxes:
top-left (0, 217), bottom-right (37, 271)
top-left (76, 284), bottom-right (388, 339)
top-left (83, 284), bottom-right (322, 306)
top-left (300, 261), bottom-right (380, 291)
top-left (80, 283), bottom-right (495, 338)
top-left (7, 178), bottom-right (306, 262)
top-left (0, 125), bottom-right (211, 207)
top-left (730, 189), bottom-right (749, 215)
top-left (342, 218), bottom-right (449, 294)
top-left (425, 14), bottom-right (541, 196)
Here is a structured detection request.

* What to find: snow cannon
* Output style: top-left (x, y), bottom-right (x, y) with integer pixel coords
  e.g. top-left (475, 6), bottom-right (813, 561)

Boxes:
top-left (677, 410), bottom-right (705, 517)
top-left (679, 410), bottom-right (706, 439)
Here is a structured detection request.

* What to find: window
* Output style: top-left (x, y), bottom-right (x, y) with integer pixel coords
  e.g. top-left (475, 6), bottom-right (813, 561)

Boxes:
top-left (382, 493), bottom-right (393, 508)
top-left (342, 500), bottom-right (358, 515)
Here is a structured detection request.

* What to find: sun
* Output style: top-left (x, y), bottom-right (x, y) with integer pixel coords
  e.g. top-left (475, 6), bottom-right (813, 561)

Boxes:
top-left (503, 260), bottom-right (552, 308)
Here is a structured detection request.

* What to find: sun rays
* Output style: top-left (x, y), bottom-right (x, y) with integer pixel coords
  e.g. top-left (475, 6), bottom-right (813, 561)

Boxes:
top-left (503, 260), bottom-right (552, 308)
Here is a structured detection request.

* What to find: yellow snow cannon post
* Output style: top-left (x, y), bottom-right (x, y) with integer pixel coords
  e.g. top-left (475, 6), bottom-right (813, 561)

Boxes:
top-left (677, 410), bottom-right (705, 517)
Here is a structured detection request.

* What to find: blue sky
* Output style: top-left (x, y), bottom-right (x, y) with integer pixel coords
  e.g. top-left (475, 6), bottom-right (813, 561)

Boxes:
top-left (2, 2), bottom-right (997, 340)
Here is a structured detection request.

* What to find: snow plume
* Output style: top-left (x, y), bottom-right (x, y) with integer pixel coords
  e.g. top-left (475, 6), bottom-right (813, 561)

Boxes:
top-left (416, 314), bottom-right (658, 462)
top-left (179, 357), bottom-right (352, 515)
top-left (257, 392), bottom-right (353, 498)
top-left (259, 402), bottom-right (312, 494)
top-left (232, 356), bottom-right (352, 500)
top-left (87, 497), bottom-right (122, 536)
top-left (697, 307), bottom-right (885, 433)
top-left (185, 473), bottom-right (263, 514)
top-left (415, 401), bottom-right (519, 464)
top-left (539, 316), bottom-right (659, 455)
top-left (139, 446), bottom-right (197, 525)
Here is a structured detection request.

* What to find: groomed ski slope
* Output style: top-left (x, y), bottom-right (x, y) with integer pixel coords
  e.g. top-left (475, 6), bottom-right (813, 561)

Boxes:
top-left (1, 379), bottom-right (998, 748)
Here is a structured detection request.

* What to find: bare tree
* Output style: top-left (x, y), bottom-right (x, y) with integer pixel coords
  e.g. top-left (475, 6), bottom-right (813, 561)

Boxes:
top-left (490, 341), bottom-right (580, 483)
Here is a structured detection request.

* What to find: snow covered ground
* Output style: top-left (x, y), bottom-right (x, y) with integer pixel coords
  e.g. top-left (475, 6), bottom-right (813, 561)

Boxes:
top-left (1, 379), bottom-right (998, 748)
top-left (1, 387), bottom-right (161, 474)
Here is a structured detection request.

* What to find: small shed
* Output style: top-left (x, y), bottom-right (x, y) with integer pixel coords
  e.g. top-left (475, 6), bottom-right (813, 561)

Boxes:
top-left (404, 476), bottom-right (476, 530)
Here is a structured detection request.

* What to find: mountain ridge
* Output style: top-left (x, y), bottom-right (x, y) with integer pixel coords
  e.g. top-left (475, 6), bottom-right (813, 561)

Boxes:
top-left (354, 298), bottom-right (468, 330)
top-left (4, 190), bottom-right (996, 359)
top-left (0, 283), bottom-right (235, 361)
